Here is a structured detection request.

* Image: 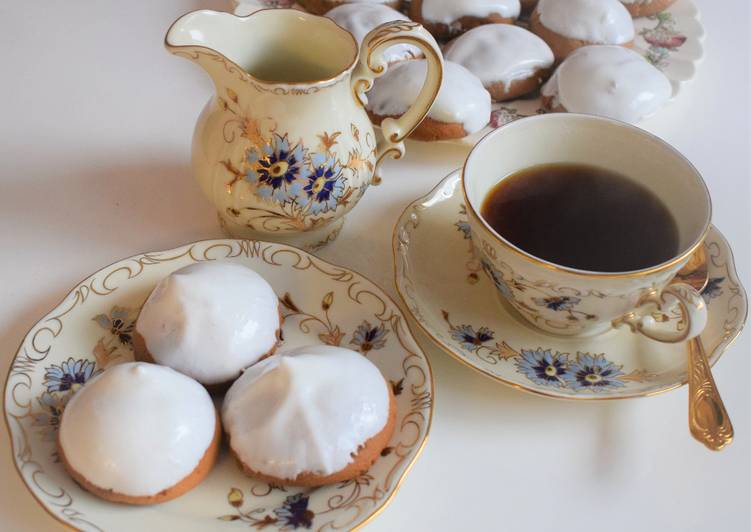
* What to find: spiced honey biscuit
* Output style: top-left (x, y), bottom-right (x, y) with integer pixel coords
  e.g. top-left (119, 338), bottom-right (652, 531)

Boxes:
top-left (530, 0), bottom-right (635, 62)
top-left (58, 362), bottom-right (220, 505)
top-left (367, 59), bottom-right (491, 141)
top-left (541, 45), bottom-right (672, 124)
top-left (298, 0), bottom-right (402, 16)
top-left (445, 24), bottom-right (554, 101)
top-left (326, 4), bottom-right (422, 64)
top-left (619, 0), bottom-right (676, 17)
top-left (222, 345), bottom-right (397, 487)
top-left (134, 261), bottom-right (282, 393)
top-left (409, 0), bottom-right (521, 41)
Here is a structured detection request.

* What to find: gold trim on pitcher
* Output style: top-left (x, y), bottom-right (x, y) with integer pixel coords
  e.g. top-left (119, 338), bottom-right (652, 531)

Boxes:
top-left (165, 9), bottom-right (360, 93)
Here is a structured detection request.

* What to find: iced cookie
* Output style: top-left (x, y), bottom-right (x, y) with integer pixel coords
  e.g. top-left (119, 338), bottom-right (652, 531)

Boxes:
top-left (134, 262), bottom-right (282, 392)
top-left (222, 345), bottom-right (396, 487)
top-left (409, 0), bottom-right (521, 41)
top-left (327, 4), bottom-right (421, 64)
top-left (530, 0), bottom-right (635, 62)
top-left (620, 0), bottom-right (676, 17)
top-left (58, 362), bottom-right (220, 505)
top-left (367, 59), bottom-right (491, 140)
top-left (445, 24), bottom-right (554, 101)
top-left (299, 0), bottom-right (402, 16)
top-left (541, 45), bottom-right (672, 123)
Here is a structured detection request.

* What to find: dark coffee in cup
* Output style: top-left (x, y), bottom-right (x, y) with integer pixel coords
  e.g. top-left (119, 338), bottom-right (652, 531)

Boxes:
top-left (480, 163), bottom-right (680, 272)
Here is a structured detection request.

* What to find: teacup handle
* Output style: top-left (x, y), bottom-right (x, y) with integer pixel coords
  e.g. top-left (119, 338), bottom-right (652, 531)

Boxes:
top-left (351, 21), bottom-right (443, 184)
top-left (612, 283), bottom-right (708, 343)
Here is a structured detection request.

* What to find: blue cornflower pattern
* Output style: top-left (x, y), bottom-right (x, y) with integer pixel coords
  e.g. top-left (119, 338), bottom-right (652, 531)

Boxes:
top-left (533, 296), bottom-right (581, 312)
top-left (701, 277), bottom-right (724, 302)
top-left (296, 153), bottom-right (346, 214)
top-left (93, 306), bottom-right (136, 345)
top-left (481, 260), bottom-right (514, 300)
top-left (274, 493), bottom-right (314, 529)
top-left (350, 321), bottom-right (388, 353)
top-left (515, 348), bottom-right (570, 388)
top-left (455, 220), bottom-right (471, 239)
top-left (31, 392), bottom-right (69, 442)
top-left (44, 358), bottom-right (97, 393)
top-left (451, 324), bottom-right (494, 351)
top-left (532, 296), bottom-right (581, 312)
top-left (564, 354), bottom-right (625, 391)
top-left (246, 134), bottom-right (309, 202)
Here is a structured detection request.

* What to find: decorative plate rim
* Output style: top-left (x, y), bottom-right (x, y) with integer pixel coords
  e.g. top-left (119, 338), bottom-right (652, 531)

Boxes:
top-left (392, 170), bottom-right (748, 401)
top-left (4, 238), bottom-right (435, 531)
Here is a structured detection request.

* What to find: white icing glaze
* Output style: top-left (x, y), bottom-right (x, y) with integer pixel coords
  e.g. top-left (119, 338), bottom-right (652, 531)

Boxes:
top-left (542, 45), bottom-right (672, 123)
top-left (222, 345), bottom-right (390, 479)
top-left (420, 0), bottom-right (521, 23)
top-left (537, 0), bottom-right (634, 44)
top-left (59, 362), bottom-right (216, 497)
top-left (136, 261), bottom-right (280, 385)
top-left (445, 24), bottom-right (553, 90)
top-left (367, 59), bottom-right (491, 134)
top-left (327, 4), bottom-right (420, 64)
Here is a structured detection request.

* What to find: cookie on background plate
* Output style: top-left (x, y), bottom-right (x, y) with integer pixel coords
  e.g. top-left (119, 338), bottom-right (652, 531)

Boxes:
top-left (445, 23), bottom-right (554, 101)
top-left (530, 0), bottom-right (634, 62)
top-left (326, 3), bottom-right (422, 64)
top-left (299, 0), bottom-right (402, 16)
top-left (410, 0), bottom-right (521, 41)
top-left (541, 45), bottom-right (672, 124)
top-left (367, 59), bottom-right (492, 141)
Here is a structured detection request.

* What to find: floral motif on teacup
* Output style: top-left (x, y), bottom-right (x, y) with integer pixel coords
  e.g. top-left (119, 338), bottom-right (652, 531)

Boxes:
top-left (458, 206), bottom-right (688, 336)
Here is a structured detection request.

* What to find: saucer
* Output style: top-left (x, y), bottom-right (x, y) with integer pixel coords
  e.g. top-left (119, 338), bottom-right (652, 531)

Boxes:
top-left (5, 240), bottom-right (432, 531)
top-left (393, 171), bottom-right (746, 400)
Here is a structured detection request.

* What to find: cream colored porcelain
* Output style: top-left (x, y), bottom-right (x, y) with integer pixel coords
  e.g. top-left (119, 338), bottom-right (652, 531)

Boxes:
top-left (463, 113), bottom-right (711, 340)
top-left (166, 9), bottom-right (443, 250)
top-left (394, 171), bottom-right (746, 399)
top-left (5, 239), bottom-right (432, 530)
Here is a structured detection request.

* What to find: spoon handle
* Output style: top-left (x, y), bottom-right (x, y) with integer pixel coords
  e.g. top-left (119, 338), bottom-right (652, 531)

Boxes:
top-left (688, 338), bottom-right (734, 450)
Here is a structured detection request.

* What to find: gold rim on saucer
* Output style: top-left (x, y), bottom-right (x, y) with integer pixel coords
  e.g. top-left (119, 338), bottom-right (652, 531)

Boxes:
top-left (393, 171), bottom-right (747, 401)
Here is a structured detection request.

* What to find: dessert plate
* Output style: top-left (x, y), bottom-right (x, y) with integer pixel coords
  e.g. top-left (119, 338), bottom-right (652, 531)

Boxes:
top-left (393, 171), bottom-right (746, 400)
top-left (5, 240), bottom-right (433, 531)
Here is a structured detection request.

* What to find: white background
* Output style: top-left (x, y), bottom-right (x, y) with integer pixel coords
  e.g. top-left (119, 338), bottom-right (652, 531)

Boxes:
top-left (1, 1), bottom-right (749, 530)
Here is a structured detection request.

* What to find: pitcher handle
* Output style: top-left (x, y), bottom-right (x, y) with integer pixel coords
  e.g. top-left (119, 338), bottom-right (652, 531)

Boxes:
top-left (351, 21), bottom-right (443, 184)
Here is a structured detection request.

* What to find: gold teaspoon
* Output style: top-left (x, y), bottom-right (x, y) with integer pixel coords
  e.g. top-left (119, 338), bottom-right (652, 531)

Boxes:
top-left (675, 246), bottom-right (734, 450)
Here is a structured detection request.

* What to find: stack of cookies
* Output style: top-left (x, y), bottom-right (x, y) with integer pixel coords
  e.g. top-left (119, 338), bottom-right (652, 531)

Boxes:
top-left (57, 261), bottom-right (397, 504)
top-left (280, 0), bottom-right (676, 139)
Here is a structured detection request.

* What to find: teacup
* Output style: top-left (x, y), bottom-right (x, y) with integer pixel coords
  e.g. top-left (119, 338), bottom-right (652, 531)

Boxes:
top-left (462, 113), bottom-right (711, 341)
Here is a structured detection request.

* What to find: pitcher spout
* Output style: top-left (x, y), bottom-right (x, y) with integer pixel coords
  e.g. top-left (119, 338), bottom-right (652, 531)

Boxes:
top-left (165, 9), bottom-right (359, 90)
top-left (164, 10), bottom-right (246, 89)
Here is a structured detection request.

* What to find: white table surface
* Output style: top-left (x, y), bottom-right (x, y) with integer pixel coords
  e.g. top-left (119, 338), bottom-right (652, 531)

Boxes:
top-left (1, 1), bottom-right (749, 531)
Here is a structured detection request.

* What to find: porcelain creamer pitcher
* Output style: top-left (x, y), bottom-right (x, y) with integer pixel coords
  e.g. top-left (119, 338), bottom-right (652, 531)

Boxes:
top-left (166, 9), bottom-right (443, 249)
